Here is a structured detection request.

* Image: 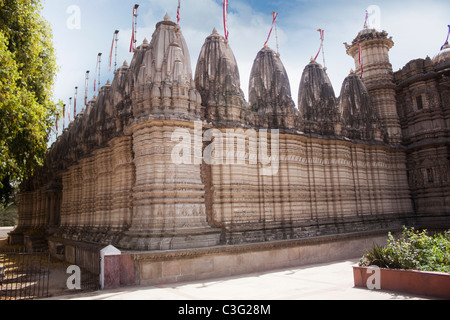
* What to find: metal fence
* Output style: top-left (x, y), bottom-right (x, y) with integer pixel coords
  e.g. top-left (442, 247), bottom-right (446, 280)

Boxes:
top-left (0, 249), bottom-right (50, 300)
top-left (73, 246), bottom-right (100, 292)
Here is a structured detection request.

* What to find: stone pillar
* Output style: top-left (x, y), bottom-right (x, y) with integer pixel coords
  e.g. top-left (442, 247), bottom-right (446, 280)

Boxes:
top-left (80, 156), bottom-right (96, 228)
top-left (110, 136), bottom-right (134, 232)
top-left (93, 147), bottom-right (112, 230)
top-left (119, 120), bottom-right (220, 250)
top-left (346, 29), bottom-right (402, 144)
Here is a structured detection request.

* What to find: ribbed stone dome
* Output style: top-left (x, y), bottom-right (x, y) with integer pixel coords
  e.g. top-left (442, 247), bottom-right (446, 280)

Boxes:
top-left (339, 72), bottom-right (376, 129)
top-left (249, 46), bottom-right (295, 114)
top-left (298, 61), bottom-right (338, 122)
top-left (194, 28), bottom-right (244, 107)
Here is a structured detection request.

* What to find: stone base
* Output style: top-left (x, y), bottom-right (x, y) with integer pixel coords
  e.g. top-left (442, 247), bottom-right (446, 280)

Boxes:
top-left (128, 229), bottom-right (395, 287)
top-left (221, 214), bottom-right (411, 245)
top-left (117, 228), bottom-right (222, 251)
top-left (7, 231), bottom-right (24, 246)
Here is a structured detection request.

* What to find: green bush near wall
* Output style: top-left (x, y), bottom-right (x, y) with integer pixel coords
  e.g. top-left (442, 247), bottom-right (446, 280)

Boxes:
top-left (359, 227), bottom-right (450, 274)
top-left (0, 204), bottom-right (18, 227)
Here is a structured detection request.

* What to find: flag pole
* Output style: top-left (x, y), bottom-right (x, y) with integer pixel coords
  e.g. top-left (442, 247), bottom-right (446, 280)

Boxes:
top-left (56, 113), bottom-right (59, 138)
top-left (359, 43), bottom-right (364, 79)
top-left (130, 4), bottom-right (139, 52)
top-left (85, 71), bottom-right (90, 107)
top-left (63, 104), bottom-right (66, 129)
top-left (68, 97), bottom-right (72, 123)
top-left (74, 86), bottom-right (78, 119)
top-left (264, 12), bottom-right (278, 48)
top-left (109, 30), bottom-right (120, 72)
top-left (134, 5), bottom-right (139, 48)
top-left (114, 30), bottom-right (119, 72)
top-left (274, 15), bottom-right (279, 55)
top-left (313, 29), bottom-right (324, 62)
top-left (97, 53), bottom-right (102, 93)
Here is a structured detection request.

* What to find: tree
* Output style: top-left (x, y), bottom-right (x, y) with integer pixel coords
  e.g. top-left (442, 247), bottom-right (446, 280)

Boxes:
top-left (0, 0), bottom-right (58, 208)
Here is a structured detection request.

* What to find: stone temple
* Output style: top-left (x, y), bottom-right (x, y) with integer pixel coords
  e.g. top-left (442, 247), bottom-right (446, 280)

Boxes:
top-left (9, 14), bottom-right (450, 286)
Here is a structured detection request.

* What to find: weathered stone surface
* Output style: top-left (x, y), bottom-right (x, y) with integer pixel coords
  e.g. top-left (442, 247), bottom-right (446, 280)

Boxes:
top-left (194, 28), bottom-right (248, 125)
top-left (345, 28), bottom-right (401, 144)
top-left (248, 46), bottom-right (298, 129)
top-left (394, 51), bottom-right (450, 226)
top-left (132, 17), bottom-right (202, 120)
top-left (298, 61), bottom-right (339, 135)
top-left (298, 61), bottom-right (338, 121)
top-left (338, 72), bottom-right (382, 140)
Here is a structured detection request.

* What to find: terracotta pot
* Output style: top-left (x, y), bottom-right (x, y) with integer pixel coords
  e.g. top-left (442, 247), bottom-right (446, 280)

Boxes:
top-left (353, 266), bottom-right (450, 299)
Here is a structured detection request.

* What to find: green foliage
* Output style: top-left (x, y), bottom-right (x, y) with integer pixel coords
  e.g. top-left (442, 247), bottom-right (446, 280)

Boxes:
top-left (0, 204), bottom-right (17, 226)
top-left (0, 0), bottom-right (58, 207)
top-left (359, 227), bottom-right (450, 273)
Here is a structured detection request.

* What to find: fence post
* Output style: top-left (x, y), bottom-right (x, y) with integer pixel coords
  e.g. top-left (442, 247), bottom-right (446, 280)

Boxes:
top-left (99, 245), bottom-right (121, 290)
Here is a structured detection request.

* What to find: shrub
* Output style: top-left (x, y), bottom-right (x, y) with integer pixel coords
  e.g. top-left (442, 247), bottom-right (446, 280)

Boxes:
top-left (359, 227), bottom-right (450, 273)
top-left (0, 204), bottom-right (18, 227)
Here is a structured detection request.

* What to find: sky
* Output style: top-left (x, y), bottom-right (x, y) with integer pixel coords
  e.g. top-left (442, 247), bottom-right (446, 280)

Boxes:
top-left (42, 0), bottom-right (450, 137)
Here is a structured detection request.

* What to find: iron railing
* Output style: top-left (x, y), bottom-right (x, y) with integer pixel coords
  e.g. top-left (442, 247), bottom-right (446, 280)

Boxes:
top-left (0, 249), bottom-right (50, 300)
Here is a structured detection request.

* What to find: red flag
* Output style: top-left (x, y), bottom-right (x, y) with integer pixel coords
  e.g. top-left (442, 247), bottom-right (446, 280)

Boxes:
top-left (314, 29), bottom-right (324, 61)
top-left (177, 0), bottom-right (181, 24)
top-left (63, 104), bottom-right (66, 129)
top-left (363, 10), bottom-right (368, 29)
top-left (359, 43), bottom-right (364, 79)
top-left (264, 12), bottom-right (278, 47)
top-left (130, 5), bottom-right (138, 52)
top-left (223, 0), bottom-right (229, 40)
top-left (109, 32), bottom-right (115, 72)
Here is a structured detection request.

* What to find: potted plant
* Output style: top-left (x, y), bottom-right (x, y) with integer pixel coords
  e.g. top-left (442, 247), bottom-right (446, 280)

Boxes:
top-left (353, 227), bottom-right (450, 299)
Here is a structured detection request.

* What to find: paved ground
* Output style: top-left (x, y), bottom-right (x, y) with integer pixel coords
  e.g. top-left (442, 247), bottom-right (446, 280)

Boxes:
top-left (0, 228), bottom-right (436, 301)
top-left (0, 227), bottom-right (13, 239)
top-left (48, 259), bottom-right (434, 300)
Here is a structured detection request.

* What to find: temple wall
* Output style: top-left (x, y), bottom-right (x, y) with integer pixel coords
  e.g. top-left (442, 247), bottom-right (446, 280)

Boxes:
top-left (118, 120), bottom-right (220, 251)
top-left (207, 131), bottom-right (412, 243)
top-left (15, 121), bottom-right (414, 250)
top-left (12, 17), bottom-right (450, 256)
top-left (394, 58), bottom-right (450, 227)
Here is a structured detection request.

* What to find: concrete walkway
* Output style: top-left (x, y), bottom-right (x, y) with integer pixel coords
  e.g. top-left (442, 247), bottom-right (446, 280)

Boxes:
top-left (48, 259), bottom-right (434, 300)
top-left (0, 227), bottom-right (13, 239)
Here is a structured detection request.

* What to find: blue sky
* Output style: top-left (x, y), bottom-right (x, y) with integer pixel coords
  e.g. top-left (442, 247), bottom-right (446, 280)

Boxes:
top-left (42, 0), bottom-right (449, 136)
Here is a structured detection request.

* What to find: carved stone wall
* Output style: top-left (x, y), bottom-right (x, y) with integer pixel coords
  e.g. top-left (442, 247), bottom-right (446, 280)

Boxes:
top-left (345, 28), bottom-right (402, 144)
top-left (394, 55), bottom-right (450, 227)
top-left (13, 15), bottom-right (446, 253)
